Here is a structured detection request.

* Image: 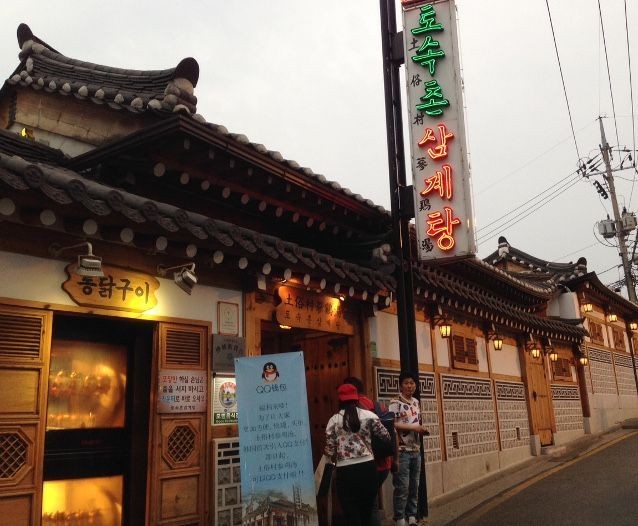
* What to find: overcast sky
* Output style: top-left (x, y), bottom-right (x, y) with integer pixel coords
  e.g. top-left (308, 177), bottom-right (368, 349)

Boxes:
top-left (2, 1), bottom-right (637, 291)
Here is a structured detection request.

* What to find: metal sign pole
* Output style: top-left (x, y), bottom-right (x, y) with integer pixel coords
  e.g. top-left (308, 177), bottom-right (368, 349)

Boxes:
top-left (379, 0), bottom-right (428, 518)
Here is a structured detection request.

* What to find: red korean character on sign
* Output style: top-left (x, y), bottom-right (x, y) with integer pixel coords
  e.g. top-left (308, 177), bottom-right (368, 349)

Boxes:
top-left (426, 207), bottom-right (461, 251)
top-left (418, 123), bottom-right (454, 160)
top-left (420, 165), bottom-right (453, 200)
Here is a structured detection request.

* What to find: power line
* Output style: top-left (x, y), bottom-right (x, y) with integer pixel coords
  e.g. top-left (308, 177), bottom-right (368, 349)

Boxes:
top-left (597, 0), bottom-right (621, 150)
top-left (477, 168), bottom-right (580, 234)
top-left (624, 0), bottom-right (638, 207)
top-left (545, 0), bottom-right (581, 162)
top-left (554, 242), bottom-right (599, 261)
top-left (476, 172), bottom-right (582, 245)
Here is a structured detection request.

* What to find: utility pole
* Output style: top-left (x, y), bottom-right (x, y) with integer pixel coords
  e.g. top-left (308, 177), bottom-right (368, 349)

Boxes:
top-left (599, 117), bottom-right (637, 303)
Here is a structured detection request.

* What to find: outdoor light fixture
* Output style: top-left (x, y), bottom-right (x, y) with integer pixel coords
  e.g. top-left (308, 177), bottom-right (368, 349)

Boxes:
top-left (526, 336), bottom-right (541, 359)
top-left (487, 325), bottom-right (503, 351)
top-left (548, 349), bottom-right (559, 362)
top-left (579, 293), bottom-right (593, 313)
top-left (579, 354), bottom-right (589, 366)
top-left (430, 306), bottom-right (452, 338)
top-left (607, 312), bottom-right (618, 323)
top-left (158, 263), bottom-right (197, 295)
top-left (278, 324), bottom-right (292, 330)
top-left (630, 321), bottom-right (638, 331)
top-left (50, 241), bottom-right (104, 277)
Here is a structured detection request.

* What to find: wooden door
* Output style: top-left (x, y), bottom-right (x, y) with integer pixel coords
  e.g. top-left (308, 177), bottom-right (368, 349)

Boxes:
top-left (148, 323), bottom-right (209, 526)
top-left (0, 305), bottom-right (51, 526)
top-left (295, 334), bottom-right (350, 469)
top-left (525, 353), bottom-right (554, 446)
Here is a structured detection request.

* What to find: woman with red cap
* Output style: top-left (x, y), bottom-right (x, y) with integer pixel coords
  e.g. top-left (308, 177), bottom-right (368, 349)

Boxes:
top-left (324, 383), bottom-right (391, 525)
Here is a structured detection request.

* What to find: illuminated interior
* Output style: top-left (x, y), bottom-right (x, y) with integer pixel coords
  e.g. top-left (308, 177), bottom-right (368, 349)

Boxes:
top-left (46, 340), bottom-right (127, 430)
top-left (42, 475), bottom-right (123, 525)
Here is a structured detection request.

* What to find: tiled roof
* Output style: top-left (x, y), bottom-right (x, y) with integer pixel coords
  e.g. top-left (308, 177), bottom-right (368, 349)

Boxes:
top-left (414, 263), bottom-right (586, 341)
top-left (0, 151), bottom-right (396, 299)
top-left (0, 128), bottom-right (66, 163)
top-left (4, 25), bottom-right (389, 216)
top-left (8, 24), bottom-right (199, 115)
top-left (484, 236), bottom-right (588, 283)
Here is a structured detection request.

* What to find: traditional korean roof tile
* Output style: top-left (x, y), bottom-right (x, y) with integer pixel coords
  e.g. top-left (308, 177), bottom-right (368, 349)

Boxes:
top-left (7, 24), bottom-right (199, 115)
top-left (0, 128), bottom-right (66, 163)
top-left (4, 25), bottom-right (389, 216)
top-left (414, 263), bottom-right (586, 341)
top-left (484, 236), bottom-right (589, 283)
top-left (0, 151), bottom-right (396, 298)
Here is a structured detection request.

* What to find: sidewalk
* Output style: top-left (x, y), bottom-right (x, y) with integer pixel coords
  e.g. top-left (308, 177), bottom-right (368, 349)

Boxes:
top-left (382, 421), bottom-right (638, 526)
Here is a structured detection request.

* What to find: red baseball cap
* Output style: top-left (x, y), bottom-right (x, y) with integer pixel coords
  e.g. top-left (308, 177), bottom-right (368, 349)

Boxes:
top-left (337, 383), bottom-right (359, 402)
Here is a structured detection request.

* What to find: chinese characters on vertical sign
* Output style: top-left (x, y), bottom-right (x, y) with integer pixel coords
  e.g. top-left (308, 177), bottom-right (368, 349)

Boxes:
top-left (402, 0), bottom-right (476, 260)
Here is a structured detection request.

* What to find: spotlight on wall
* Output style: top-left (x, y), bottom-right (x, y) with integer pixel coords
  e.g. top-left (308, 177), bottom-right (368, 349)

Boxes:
top-left (579, 292), bottom-right (593, 313)
top-left (158, 263), bottom-right (197, 295)
top-left (437, 316), bottom-right (452, 339)
top-left (606, 312), bottom-right (618, 323)
top-left (50, 241), bottom-right (104, 277)
top-left (630, 321), bottom-right (638, 331)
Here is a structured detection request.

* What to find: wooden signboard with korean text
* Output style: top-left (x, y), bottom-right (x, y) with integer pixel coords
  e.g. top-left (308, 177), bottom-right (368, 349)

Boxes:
top-left (62, 263), bottom-right (159, 312)
top-left (276, 285), bottom-right (355, 335)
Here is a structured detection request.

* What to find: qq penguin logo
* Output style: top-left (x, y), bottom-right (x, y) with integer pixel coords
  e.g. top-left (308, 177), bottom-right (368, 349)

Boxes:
top-left (261, 362), bottom-right (279, 383)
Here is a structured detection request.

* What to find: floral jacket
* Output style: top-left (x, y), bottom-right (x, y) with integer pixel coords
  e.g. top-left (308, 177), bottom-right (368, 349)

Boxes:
top-left (324, 408), bottom-right (390, 466)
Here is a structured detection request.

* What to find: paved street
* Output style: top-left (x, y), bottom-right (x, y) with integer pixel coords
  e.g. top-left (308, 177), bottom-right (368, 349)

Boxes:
top-left (452, 432), bottom-right (638, 526)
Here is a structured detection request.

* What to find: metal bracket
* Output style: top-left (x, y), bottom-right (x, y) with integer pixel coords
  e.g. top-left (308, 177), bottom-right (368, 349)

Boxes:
top-left (391, 31), bottom-right (405, 64)
top-left (398, 185), bottom-right (415, 219)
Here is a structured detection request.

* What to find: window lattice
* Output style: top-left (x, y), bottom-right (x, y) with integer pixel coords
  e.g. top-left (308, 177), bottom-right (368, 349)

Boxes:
top-left (167, 425), bottom-right (195, 463)
top-left (0, 432), bottom-right (27, 478)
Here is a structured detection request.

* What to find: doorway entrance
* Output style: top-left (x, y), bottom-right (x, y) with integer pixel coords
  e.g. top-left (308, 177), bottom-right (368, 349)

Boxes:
top-left (260, 321), bottom-right (351, 468)
top-left (43, 314), bottom-right (153, 525)
top-left (524, 352), bottom-right (554, 446)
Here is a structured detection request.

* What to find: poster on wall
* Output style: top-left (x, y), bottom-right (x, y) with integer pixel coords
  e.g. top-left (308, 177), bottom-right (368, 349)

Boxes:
top-left (235, 352), bottom-right (318, 525)
top-left (213, 375), bottom-right (238, 424)
top-left (158, 370), bottom-right (207, 413)
top-left (212, 334), bottom-right (245, 372)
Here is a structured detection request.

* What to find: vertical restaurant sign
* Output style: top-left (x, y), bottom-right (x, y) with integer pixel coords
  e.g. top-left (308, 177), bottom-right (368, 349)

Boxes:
top-left (235, 352), bottom-right (318, 525)
top-left (212, 375), bottom-right (238, 425)
top-left (158, 369), bottom-right (207, 413)
top-left (402, 0), bottom-right (476, 261)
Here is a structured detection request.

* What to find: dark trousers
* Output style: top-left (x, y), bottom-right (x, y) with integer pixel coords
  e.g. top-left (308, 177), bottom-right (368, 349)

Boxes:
top-left (335, 460), bottom-right (378, 526)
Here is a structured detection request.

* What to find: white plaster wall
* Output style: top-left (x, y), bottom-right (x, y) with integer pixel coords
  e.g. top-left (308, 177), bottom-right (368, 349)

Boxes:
top-left (477, 337), bottom-right (488, 373)
top-left (489, 342), bottom-right (521, 377)
top-left (416, 319), bottom-right (433, 365)
top-left (367, 310), bottom-right (399, 360)
top-left (434, 331), bottom-right (450, 368)
top-left (0, 250), bottom-right (242, 332)
top-left (558, 292), bottom-right (580, 319)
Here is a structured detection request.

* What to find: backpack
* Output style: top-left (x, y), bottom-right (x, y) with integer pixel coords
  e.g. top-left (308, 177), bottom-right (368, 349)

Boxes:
top-left (370, 401), bottom-right (396, 459)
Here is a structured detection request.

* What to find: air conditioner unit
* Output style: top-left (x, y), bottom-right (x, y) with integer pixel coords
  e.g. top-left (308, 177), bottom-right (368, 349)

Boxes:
top-left (598, 219), bottom-right (616, 239)
top-left (622, 212), bottom-right (637, 233)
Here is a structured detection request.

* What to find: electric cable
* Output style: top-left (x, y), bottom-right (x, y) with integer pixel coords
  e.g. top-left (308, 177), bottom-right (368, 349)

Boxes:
top-left (476, 172), bottom-right (583, 245)
top-left (597, 0), bottom-right (621, 151)
top-left (555, 242), bottom-right (599, 261)
top-left (477, 168), bottom-right (580, 233)
top-left (624, 0), bottom-right (638, 207)
top-left (545, 0), bottom-right (582, 163)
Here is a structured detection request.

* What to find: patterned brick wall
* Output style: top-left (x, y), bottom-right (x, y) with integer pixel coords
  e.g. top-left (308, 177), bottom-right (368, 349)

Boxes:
top-left (375, 367), bottom-right (442, 463)
top-left (613, 353), bottom-right (637, 396)
top-left (551, 385), bottom-right (583, 432)
top-left (441, 375), bottom-right (498, 459)
top-left (588, 348), bottom-right (617, 395)
top-left (213, 438), bottom-right (242, 526)
top-left (495, 381), bottom-right (530, 449)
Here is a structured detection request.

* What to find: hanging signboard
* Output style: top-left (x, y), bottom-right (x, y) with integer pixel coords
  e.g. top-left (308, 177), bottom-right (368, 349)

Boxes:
top-left (158, 369), bottom-right (207, 413)
top-left (212, 375), bottom-right (238, 425)
top-left (402, 0), bottom-right (476, 261)
top-left (62, 263), bottom-right (159, 312)
top-left (235, 352), bottom-right (318, 525)
top-left (276, 285), bottom-right (355, 335)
